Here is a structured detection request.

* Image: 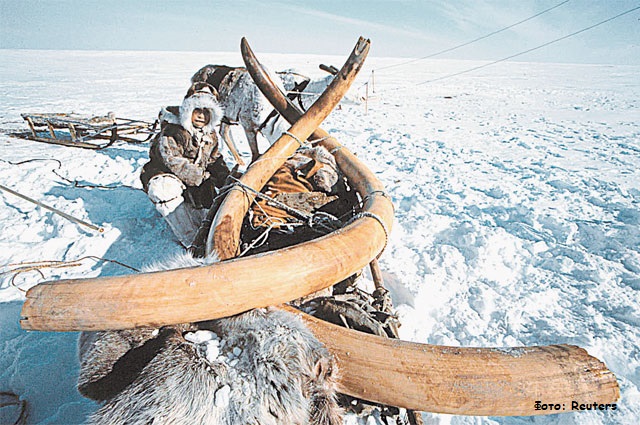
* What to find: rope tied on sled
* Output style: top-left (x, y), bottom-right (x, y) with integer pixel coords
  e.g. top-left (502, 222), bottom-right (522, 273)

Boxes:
top-left (283, 131), bottom-right (336, 149)
top-left (283, 130), bottom-right (306, 147)
top-left (228, 176), bottom-right (390, 259)
top-left (345, 211), bottom-right (389, 259)
top-left (229, 177), bottom-right (342, 234)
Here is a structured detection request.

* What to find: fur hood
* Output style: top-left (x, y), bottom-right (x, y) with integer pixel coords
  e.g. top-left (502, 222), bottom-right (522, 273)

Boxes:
top-left (158, 87), bottom-right (223, 136)
top-left (179, 91), bottom-right (223, 135)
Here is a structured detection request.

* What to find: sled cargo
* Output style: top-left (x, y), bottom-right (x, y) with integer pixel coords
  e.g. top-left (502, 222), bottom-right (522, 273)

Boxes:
top-left (19, 37), bottom-right (619, 416)
top-left (17, 112), bottom-right (157, 149)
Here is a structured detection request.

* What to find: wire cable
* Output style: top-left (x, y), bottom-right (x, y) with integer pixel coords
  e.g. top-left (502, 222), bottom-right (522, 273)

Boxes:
top-left (414, 5), bottom-right (640, 86)
top-left (375, 0), bottom-right (572, 72)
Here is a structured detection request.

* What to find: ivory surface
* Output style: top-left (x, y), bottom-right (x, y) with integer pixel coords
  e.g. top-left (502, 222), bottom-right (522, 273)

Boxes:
top-left (286, 305), bottom-right (620, 416)
top-left (245, 37), bottom-right (620, 417)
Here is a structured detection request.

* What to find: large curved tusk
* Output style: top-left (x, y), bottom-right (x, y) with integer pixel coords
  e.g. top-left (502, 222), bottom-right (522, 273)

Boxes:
top-left (206, 37), bottom-right (371, 260)
top-left (19, 38), bottom-right (382, 333)
top-left (240, 37), bottom-right (383, 201)
top-left (243, 37), bottom-right (620, 416)
top-left (283, 305), bottom-right (619, 416)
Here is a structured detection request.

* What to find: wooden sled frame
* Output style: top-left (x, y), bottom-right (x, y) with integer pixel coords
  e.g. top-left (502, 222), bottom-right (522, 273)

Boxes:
top-left (19, 37), bottom-right (619, 416)
top-left (18, 112), bottom-right (157, 149)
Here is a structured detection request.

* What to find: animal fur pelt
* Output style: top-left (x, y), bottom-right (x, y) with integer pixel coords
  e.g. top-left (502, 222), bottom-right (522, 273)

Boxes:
top-left (78, 252), bottom-right (342, 424)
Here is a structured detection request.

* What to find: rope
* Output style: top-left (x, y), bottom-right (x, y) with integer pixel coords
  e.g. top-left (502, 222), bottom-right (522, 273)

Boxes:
top-left (0, 157), bottom-right (142, 191)
top-left (361, 4), bottom-right (640, 102)
top-left (283, 131), bottom-right (306, 146)
top-left (286, 91), bottom-right (323, 97)
top-left (229, 177), bottom-right (312, 221)
top-left (233, 179), bottom-right (341, 234)
top-left (307, 136), bottom-right (331, 145)
top-left (345, 211), bottom-right (390, 259)
top-left (252, 201), bottom-right (291, 229)
top-left (1, 256), bottom-right (139, 292)
top-left (374, 0), bottom-right (572, 72)
top-left (308, 211), bottom-right (343, 233)
top-left (238, 222), bottom-right (280, 257)
top-left (360, 190), bottom-right (391, 205)
top-left (230, 172), bottom-right (345, 241)
top-left (0, 183), bottom-right (104, 233)
top-left (359, 190), bottom-right (395, 216)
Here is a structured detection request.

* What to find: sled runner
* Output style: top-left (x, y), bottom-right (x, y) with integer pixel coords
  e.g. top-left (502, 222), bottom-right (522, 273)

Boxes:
top-left (16, 112), bottom-right (157, 149)
top-left (19, 37), bottom-right (619, 417)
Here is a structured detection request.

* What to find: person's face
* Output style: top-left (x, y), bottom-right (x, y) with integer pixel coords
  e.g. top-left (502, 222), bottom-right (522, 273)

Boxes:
top-left (192, 108), bottom-right (210, 129)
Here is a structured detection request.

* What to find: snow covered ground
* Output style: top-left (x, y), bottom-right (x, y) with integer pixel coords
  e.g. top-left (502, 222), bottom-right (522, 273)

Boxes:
top-left (0, 49), bottom-right (638, 424)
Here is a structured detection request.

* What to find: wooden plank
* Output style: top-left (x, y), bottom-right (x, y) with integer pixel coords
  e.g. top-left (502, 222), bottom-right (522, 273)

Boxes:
top-left (46, 122), bottom-right (56, 139)
top-left (68, 123), bottom-right (78, 141)
top-left (25, 117), bottom-right (37, 138)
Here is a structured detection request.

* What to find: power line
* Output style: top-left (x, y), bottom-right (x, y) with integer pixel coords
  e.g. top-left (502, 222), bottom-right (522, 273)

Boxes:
top-left (375, 0), bottom-right (572, 72)
top-left (415, 5), bottom-right (640, 86)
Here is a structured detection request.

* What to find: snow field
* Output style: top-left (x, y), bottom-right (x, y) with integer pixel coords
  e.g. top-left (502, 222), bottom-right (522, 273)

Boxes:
top-left (0, 50), bottom-right (638, 424)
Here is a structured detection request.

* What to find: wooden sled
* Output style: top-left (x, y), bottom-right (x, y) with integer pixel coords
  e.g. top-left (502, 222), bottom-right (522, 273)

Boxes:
top-left (16, 112), bottom-right (157, 149)
top-left (20, 37), bottom-right (377, 332)
top-left (19, 37), bottom-right (619, 416)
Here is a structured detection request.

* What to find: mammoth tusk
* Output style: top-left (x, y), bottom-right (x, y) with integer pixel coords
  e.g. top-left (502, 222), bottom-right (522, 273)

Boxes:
top-left (206, 37), bottom-right (371, 260)
top-left (242, 36), bottom-right (620, 416)
top-left (283, 304), bottom-right (619, 416)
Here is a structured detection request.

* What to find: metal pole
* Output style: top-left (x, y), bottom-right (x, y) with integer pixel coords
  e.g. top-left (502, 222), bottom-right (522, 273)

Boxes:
top-left (0, 184), bottom-right (104, 233)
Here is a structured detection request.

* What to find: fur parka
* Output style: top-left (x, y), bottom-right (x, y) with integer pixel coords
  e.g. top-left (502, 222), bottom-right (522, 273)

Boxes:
top-left (140, 86), bottom-right (227, 192)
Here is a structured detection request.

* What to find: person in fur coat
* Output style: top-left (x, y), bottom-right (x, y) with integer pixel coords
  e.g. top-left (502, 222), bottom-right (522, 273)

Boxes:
top-left (140, 82), bottom-right (231, 248)
top-left (77, 253), bottom-right (343, 425)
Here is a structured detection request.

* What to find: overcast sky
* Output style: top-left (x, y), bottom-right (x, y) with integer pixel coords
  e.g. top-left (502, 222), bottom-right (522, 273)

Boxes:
top-left (1, 1), bottom-right (639, 65)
